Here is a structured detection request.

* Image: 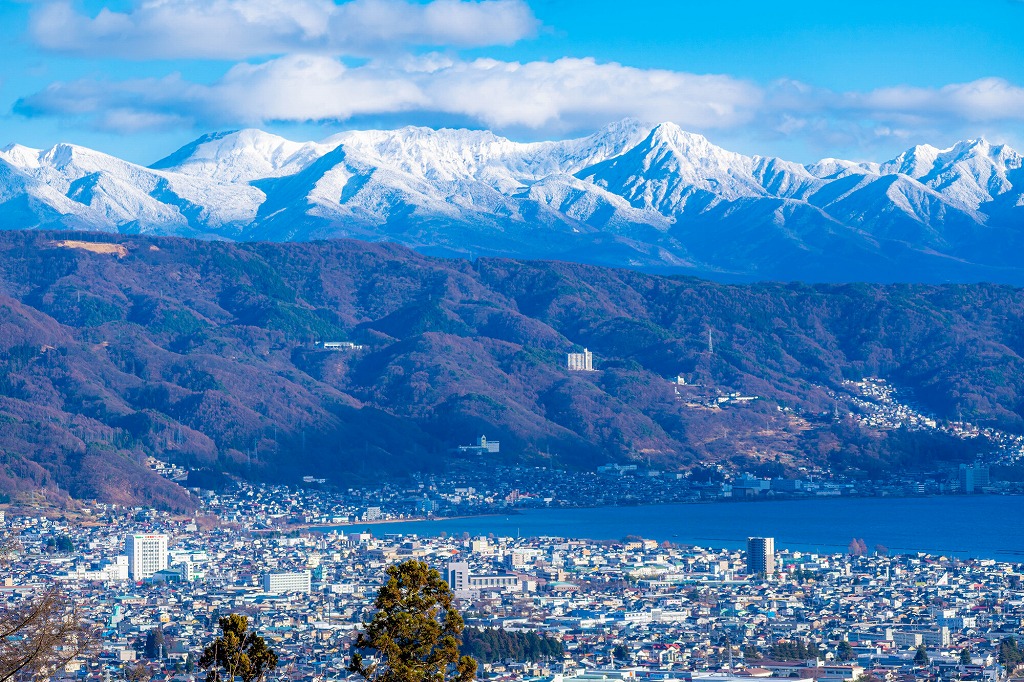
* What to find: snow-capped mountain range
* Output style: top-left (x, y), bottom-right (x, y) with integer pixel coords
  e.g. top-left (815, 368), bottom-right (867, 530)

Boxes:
top-left (2, 120), bottom-right (1023, 282)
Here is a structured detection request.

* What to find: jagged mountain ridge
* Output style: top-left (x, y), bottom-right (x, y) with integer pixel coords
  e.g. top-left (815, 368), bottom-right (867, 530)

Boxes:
top-left (2, 120), bottom-right (1023, 282)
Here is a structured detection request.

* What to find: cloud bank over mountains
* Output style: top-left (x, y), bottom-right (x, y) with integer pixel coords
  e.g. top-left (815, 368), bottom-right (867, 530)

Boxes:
top-left (15, 56), bottom-right (762, 135)
top-left (10, 0), bottom-right (1024, 160)
top-left (18, 55), bottom-right (1024, 147)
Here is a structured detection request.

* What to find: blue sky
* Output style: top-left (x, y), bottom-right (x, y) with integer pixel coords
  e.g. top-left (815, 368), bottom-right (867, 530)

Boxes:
top-left (2, 0), bottom-right (1023, 164)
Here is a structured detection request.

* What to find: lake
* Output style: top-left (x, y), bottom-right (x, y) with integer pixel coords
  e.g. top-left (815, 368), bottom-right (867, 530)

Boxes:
top-left (319, 495), bottom-right (1024, 561)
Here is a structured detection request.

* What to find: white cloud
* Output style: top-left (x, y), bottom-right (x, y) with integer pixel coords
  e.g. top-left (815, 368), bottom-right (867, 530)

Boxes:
top-left (849, 78), bottom-right (1024, 122)
top-left (747, 77), bottom-right (1024, 156)
top-left (14, 55), bottom-right (763, 134)
top-left (13, 54), bottom-right (1024, 157)
top-left (423, 58), bottom-right (761, 132)
top-left (29, 0), bottom-right (539, 59)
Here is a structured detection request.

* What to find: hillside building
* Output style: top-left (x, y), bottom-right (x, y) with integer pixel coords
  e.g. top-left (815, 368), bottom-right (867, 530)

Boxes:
top-left (316, 341), bottom-right (364, 351)
top-left (567, 348), bottom-right (594, 371)
top-left (457, 435), bottom-right (500, 455)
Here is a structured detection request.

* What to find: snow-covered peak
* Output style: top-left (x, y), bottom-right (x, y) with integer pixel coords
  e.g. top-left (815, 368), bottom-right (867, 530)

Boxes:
top-left (35, 143), bottom-right (153, 181)
top-left (934, 138), bottom-right (1022, 176)
top-left (320, 121), bottom-right (650, 189)
top-left (806, 158), bottom-right (879, 179)
top-left (152, 129), bottom-right (335, 183)
top-left (331, 125), bottom-right (532, 182)
top-left (0, 121), bottom-right (1020, 277)
top-left (548, 118), bottom-right (652, 171)
top-left (892, 138), bottom-right (1024, 210)
top-left (645, 122), bottom-right (720, 156)
top-left (41, 143), bottom-right (82, 170)
top-left (0, 144), bottom-right (44, 170)
top-left (579, 122), bottom-right (767, 210)
top-left (879, 144), bottom-right (942, 178)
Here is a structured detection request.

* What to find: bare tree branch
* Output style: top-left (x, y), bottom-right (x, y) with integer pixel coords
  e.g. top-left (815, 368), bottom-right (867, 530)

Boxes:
top-left (0, 528), bottom-right (95, 682)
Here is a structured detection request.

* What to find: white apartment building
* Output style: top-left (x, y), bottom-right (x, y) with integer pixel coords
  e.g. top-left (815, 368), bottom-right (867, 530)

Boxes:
top-left (125, 534), bottom-right (168, 580)
top-left (263, 570), bottom-right (312, 594)
top-left (567, 348), bottom-right (594, 371)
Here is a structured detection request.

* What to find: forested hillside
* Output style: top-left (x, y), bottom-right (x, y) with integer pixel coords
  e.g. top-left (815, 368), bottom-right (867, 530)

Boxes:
top-left (0, 231), bottom-right (1021, 509)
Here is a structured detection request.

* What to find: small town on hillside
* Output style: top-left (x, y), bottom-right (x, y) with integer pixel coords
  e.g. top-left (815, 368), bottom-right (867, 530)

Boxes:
top-left (3, 492), bottom-right (1024, 682)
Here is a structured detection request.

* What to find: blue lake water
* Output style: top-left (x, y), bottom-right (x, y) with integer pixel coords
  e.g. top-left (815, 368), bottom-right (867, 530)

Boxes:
top-left (323, 495), bottom-right (1024, 562)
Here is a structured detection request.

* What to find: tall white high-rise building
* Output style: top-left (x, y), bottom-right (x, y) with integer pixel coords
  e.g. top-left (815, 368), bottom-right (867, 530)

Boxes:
top-left (747, 536), bottom-right (776, 577)
top-left (567, 348), bottom-right (594, 371)
top-left (125, 534), bottom-right (168, 580)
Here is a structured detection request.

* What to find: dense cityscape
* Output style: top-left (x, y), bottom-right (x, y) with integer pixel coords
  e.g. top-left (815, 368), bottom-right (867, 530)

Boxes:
top-left (3, 477), bottom-right (1024, 682)
top-left (3, 3), bottom-right (1024, 682)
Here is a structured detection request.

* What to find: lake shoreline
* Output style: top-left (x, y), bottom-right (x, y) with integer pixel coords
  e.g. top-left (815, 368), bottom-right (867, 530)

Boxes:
top-left (306, 494), bottom-right (1024, 562)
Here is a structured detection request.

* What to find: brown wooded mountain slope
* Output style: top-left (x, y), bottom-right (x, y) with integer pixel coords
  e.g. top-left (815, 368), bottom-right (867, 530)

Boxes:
top-left (0, 231), bottom-right (1020, 509)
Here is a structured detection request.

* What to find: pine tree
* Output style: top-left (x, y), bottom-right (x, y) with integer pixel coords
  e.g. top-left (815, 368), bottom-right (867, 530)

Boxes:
top-left (999, 638), bottom-right (1022, 666)
top-left (198, 614), bottom-right (277, 682)
top-left (349, 560), bottom-right (476, 682)
top-left (145, 627), bottom-right (166, 660)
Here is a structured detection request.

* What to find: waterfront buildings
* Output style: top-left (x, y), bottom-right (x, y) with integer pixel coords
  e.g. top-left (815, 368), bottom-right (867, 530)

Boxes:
top-left (958, 463), bottom-right (991, 493)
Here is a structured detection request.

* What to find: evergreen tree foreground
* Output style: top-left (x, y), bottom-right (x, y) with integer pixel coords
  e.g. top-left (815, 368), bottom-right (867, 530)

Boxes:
top-left (350, 560), bottom-right (476, 682)
top-left (198, 614), bottom-right (277, 682)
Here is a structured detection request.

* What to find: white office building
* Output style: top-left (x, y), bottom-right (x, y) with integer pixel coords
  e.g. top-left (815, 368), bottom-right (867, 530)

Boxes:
top-left (446, 560), bottom-right (521, 597)
top-left (125, 534), bottom-right (168, 580)
top-left (263, 570), bottom-right (312, 594)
